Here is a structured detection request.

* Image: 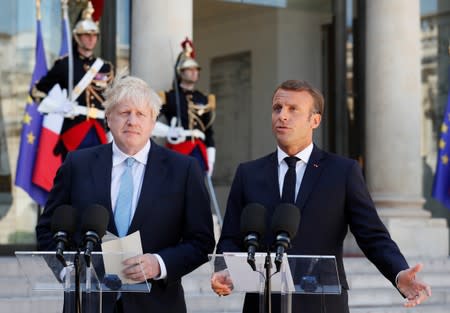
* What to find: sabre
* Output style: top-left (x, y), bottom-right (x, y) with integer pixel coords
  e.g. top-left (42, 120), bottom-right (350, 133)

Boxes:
top-left (169, 39), bottom-right (183, 128)
top-left (61, 0), bottom-right (73, 101)
top-left (205, 175), bottom-right (223, 228)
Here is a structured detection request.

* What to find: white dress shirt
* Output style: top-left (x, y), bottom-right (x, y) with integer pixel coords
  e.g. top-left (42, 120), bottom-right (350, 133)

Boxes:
top-left (111, 140), bottom-right (167, 280)
top-left (277, 143), bottom-right (314, 202)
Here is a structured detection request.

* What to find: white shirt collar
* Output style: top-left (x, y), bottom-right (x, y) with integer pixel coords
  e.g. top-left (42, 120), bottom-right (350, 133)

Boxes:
top-left (277, 143), bottom-right (314, 165)
top-left (112, 140), bottom-right (151, 166)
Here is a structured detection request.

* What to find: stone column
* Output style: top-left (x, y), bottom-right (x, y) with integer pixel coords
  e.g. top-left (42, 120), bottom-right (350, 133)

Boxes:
top-left (131, 0), bottom-right (193, 91)
top-left (364, 0), bottom-right (448, 256)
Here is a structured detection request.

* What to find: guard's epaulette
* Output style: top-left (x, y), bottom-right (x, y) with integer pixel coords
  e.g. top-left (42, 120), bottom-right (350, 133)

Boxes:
top-left (158, 91), bottom-right (166, 105)
top-left (31, 85), bottom-right (47, 99)
top-left (55, 53), bottom-right (69, 61)
top-left (101, 60), bottom-right (115, 79)
top-left (208, 94), bottom-right (216, 110)
top-left (104, 60), bottom-right (115, 72)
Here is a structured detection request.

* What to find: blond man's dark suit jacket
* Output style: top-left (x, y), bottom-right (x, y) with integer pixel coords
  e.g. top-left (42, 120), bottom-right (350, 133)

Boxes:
top-left (36, 141), bottom-right (215, 313)
top-left (216, 145), bottom-right (408, 313)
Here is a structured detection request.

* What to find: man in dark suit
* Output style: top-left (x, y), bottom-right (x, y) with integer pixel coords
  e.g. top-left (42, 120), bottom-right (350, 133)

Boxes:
top-left (36, 75), bottom-right (215, 313)
top-left (211, 80), bottom-right (430, 313)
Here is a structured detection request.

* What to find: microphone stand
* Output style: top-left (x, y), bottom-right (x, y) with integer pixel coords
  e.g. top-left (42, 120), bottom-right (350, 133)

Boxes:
top-left (84, 247), bottom-right (94, 313)
top-left (74, 250), bottom-right (82, 313)
top-left (264, 249), bottom-right (272, 313)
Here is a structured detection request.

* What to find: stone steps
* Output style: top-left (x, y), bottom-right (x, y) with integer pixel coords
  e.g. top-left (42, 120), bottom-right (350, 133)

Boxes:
top-left (344, 256), bottom-right (450, 273)
top-left (0, 256), bottom-right (62, 313)
top-left (185, 293), bottom-right (244, 313)
top-left (343, 257), bottom-right (450, 313)
top-left (0, 295), bottom-right (63, 313)
top-left (347, 271), bottom-right (450, 289)
top-left (350, 304), bottom-right (449, 313)
top-left (0, 257), bottom-right (22, 277)
top-left (348, 287), bottom-right (450, 307)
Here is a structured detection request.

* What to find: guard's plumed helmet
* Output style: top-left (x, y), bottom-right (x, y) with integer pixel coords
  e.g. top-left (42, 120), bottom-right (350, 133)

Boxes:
top-left (176, 38), bottom-right (201, 76)
top-left (73, 1), bottom-right (99, 36)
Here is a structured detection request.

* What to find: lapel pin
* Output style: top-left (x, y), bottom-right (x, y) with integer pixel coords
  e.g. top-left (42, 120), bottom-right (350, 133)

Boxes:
top-left (313, 163), bottom-right (319, 168)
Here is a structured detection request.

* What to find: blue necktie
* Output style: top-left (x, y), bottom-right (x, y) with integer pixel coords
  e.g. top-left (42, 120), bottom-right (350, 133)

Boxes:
top-left (281, 156), bottom-right (299, 204)
top-left (114, 157), bottom-right (135, 237)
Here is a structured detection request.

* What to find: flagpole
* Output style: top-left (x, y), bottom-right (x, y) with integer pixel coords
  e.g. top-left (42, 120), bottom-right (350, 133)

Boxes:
top-left (61, 0), bottom-right (73, 100)
top-left (36, 0), bottom-right (41, 20)
top-left (34, 0), bottom-right (42, 219)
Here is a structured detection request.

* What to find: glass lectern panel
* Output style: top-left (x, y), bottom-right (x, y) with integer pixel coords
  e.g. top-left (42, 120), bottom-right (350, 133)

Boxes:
top-left (209, 253), bottom-right (341, 295)
top-left (15, 251), bottom-right (151, 293)
top-left (209, 253), bottom-right (341, 313)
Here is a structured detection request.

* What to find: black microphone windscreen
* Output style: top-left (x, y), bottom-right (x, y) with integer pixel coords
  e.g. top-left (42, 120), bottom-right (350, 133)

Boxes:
top-left (271, 203), bottom-right (300, 238)
top-left (240, 203), bottom-right (267, 236)
top-left (51, 205), bottom-right (78, 234)
top-left (81, 204), bottom-right (109, 237)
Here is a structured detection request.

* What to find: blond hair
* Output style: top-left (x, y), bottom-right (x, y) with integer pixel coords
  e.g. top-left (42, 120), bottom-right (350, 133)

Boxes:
top-left (103, 72), bottom-right (162, 119)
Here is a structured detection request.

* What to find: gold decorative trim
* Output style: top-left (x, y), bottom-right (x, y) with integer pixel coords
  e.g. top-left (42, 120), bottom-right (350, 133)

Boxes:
top-left (158, 91), bottom-right (166, 104)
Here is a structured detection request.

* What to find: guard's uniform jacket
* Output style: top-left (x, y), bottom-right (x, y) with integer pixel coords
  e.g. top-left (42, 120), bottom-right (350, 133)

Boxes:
top-left (160, 85), bottom-right (215, 170)
top-left (32, 50), bottom-right (114, 159)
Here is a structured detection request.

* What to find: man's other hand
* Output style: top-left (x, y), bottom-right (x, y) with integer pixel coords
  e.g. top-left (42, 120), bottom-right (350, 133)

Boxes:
top-left (211, 270), bottom-right (233, 296)
top-left (397, 263), bottom-right (431, 307)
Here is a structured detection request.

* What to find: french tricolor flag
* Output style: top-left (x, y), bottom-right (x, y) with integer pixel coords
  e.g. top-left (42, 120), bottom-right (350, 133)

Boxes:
top-left (32, 113), bottom-right (64, 191)
top-left (31, 7), bottom-right (71, 192)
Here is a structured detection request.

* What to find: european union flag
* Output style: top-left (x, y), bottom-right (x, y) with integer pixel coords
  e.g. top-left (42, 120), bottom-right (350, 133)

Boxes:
top-left (432, 69), bottom-right (450, 210)
top-left (14, 20), bottom-right (48, 206)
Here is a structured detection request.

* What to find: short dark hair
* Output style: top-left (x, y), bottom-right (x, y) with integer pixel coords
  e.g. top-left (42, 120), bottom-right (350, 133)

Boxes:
top-left (272, 80), bottom-right (324, 115)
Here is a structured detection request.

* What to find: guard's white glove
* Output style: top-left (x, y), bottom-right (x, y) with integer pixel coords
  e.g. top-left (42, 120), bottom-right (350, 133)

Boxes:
top-left (152, 121), bottom-right (170, 138)
top-left (167, 117), bottom-right (186, 145)
top-left (191, 129), bottom-right (205, 141)
top-left (207, 147), bottom-right (216, 177)
top-left (106, 131), bottom-right (114, 143)
top-left (38, 84), bottom-right (76, 116)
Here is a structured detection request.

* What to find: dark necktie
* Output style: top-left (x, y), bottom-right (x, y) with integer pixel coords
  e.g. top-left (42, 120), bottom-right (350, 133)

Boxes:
top-left (281, 156), bottom-right (299, 204)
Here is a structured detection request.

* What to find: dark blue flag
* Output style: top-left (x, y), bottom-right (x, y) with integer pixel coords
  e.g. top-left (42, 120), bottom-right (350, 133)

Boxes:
top-left (58, 14), bottom-right (69, 56)
top-left (14, 20), bottom-right (48, 206)
top-left (432, 69), bottom-right (450, 210)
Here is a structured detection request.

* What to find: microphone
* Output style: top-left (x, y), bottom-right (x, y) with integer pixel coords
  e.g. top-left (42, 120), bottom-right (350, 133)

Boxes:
top-left (51, 205), bottom-right (77, 267)
top-left (240, 203), bottom-right (267, 271)
top-left (271, 203), bottom-right (300, 272)
top-left (81, 204), bottom-right (109, 266)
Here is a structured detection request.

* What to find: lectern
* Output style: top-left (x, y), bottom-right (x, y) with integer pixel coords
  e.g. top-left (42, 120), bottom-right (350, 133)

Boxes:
top-left (15, 251), bottom-right (151, 313)
top-left (210, 253), bottom-right (341, 313)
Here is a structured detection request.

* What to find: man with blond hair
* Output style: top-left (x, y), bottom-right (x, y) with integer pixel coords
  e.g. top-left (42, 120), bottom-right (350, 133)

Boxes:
top-left (37, 75), bottom-right (215, 313)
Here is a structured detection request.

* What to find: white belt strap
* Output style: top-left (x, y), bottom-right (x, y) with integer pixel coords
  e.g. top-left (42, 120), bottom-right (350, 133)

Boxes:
top-left (71, 58), bottom-right (104, 102)
top-left (71, 105), bottom-right (105, 119)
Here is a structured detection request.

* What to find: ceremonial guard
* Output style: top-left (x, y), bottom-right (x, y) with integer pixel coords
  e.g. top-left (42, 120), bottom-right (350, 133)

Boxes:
top-left (31, 1), bottom-right (114, 160)
top-left (156, 39), bottom-right (216, 176)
